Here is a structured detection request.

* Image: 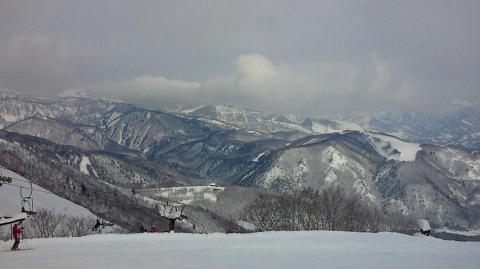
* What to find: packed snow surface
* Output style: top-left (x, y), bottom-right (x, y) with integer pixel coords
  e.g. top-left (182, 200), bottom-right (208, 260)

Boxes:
top-left (1, 231), bottom-right (479, 269)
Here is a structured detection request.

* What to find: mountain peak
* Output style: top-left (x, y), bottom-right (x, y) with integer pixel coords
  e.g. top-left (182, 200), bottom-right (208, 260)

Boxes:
top-left (0, 90), bottom-right (21, 99)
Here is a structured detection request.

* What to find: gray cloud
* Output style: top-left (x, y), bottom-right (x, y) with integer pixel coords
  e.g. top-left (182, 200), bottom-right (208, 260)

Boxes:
top-left (0, 0), bottom-right (479, 116)
top-left (88, 53), bottom-right (427, 116)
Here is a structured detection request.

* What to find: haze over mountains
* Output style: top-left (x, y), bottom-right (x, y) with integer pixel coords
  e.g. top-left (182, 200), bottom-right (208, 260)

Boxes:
top-left (0, 91), bottom-right (479, 231)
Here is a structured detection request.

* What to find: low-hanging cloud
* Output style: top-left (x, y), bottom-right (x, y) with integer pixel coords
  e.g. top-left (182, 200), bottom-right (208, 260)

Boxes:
top-left (88, 53), bottom-right (447, 117)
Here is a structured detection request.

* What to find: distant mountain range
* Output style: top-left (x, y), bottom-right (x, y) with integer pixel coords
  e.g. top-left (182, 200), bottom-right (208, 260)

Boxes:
top-left (0, 91), bottom-right (479, 231)
top-left (180, 103), bottom-right (480, 151)
top-left (348, 108), bottom-right (480, 150)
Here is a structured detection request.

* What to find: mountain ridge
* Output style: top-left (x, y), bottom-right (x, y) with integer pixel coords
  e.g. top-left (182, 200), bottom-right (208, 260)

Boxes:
top-left (1, 91), bottom-right (479, 230)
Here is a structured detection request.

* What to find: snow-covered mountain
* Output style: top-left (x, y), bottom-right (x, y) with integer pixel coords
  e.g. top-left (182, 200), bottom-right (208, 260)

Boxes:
top-left (104, 108), bottom-right (210, 154)
top-left (349, 106), bottom-right (480, 150)
top-left (1, 91), bottom-right (480, 230)
top-left (0, 91), bottom-right (213, 155)
top-left (181, 104), bottom-right (363, 136)
top-left (0, 91), bottom-right (128, 128)
top-left (0, 130), bottom-right (249, 232)
top-left (237, 131), bottom-right (480, 229)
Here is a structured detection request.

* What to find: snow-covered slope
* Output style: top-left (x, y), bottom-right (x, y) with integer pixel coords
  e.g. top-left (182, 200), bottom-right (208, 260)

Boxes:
top-left (0, 91), bottom-right (123, 128)
top-left (247, 133), bottom-right (379, 198)
top-left (182, 104), bottom-right (312, 134)
top-left (238, 131), bottom-right (480, 229)
top-left (5, 116), bottom-right (110, 150)
top-left (182, 104), bottom-right (363, 136)
top-left (368, 132), bottom-right (422, 162)
top-left (349, 106), bottom-right (480, 150)
top-left (104, 109), bottom-right (209, 154)
top-left (0, 167), bottom-right (95, 218)
top-left (432, 147), bottom-right (480, 180)
top-left (139, 186), bottom-right (225, 204)
top-left (1, 231), bottom-right (479, 269)
top-left (0, 92), bottom-right (211, 154)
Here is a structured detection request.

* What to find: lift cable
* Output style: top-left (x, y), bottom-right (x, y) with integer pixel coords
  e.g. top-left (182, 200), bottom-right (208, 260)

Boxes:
top-left (1, 172), bottom-right (209, 232)
top-left (1, 182), bottom-right (53, 195)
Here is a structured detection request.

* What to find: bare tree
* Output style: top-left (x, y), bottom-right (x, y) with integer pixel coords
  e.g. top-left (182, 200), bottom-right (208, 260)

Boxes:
top-left (241, 185), bottom-right (417, 235)
top-left (26, 209), bottom-right (67, 238)
top-left (319, 185), bottom-right (347, 230)
top-left (243, 194), bottom-right (283, 231)
top-left (64, 216), bottom-right (95, 237)
top-left (383, 209), bottom-right (417, 235)
top-left (24, 209), bottom-right (96, 238)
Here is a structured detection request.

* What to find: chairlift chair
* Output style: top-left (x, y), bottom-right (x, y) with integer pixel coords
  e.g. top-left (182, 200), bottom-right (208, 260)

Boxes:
top-left (158, 203), bottom-right (186, 232)
top-left (92, 217), bottom-right (114, 233)
top-left (20, 182), bottom-right (36, 216)
top-left (158, 203), bottom-right (185, 220)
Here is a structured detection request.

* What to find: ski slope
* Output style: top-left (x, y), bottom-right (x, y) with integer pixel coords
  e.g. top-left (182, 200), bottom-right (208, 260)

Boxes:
top-left (0, 167), bottom-right (95, 218)
top-left (368, 132), bottom-right (421, 162)
top-left (1, 231), bottom-right (479, 269)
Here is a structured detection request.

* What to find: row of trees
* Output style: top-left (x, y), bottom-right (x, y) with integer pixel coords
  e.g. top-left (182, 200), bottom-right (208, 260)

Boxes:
top-left (1, 209), bottom-right (96, 241)
top-left (242, 185), bottom-right (417, 234)
top-left (25, 209), bottom-right (95, 238)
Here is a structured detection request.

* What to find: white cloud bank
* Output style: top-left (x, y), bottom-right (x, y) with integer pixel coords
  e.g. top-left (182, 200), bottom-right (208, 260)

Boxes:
top-left (88, 53), bottom-right (436, 117)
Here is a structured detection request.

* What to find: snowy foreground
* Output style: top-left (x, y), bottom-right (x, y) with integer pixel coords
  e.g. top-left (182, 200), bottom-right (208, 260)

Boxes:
top-left (1, 231), bottom-right (480, 269)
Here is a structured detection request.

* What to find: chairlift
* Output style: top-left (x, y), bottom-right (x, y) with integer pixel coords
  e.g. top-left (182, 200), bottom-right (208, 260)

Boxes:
top-left (92, 217), bottom-right (114, 233)
top-left (20, 182), bottom-right (36, 215)
top-left (158, 203), bottom-right (185, 219)
top-left (157, 203), bottom-right (186, 232)
top-left (91, 208), bottom-right (114, 233)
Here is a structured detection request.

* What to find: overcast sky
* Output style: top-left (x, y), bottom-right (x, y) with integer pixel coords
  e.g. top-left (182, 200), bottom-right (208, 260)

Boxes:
top-left (0, 0), bottom-right (479, 117)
